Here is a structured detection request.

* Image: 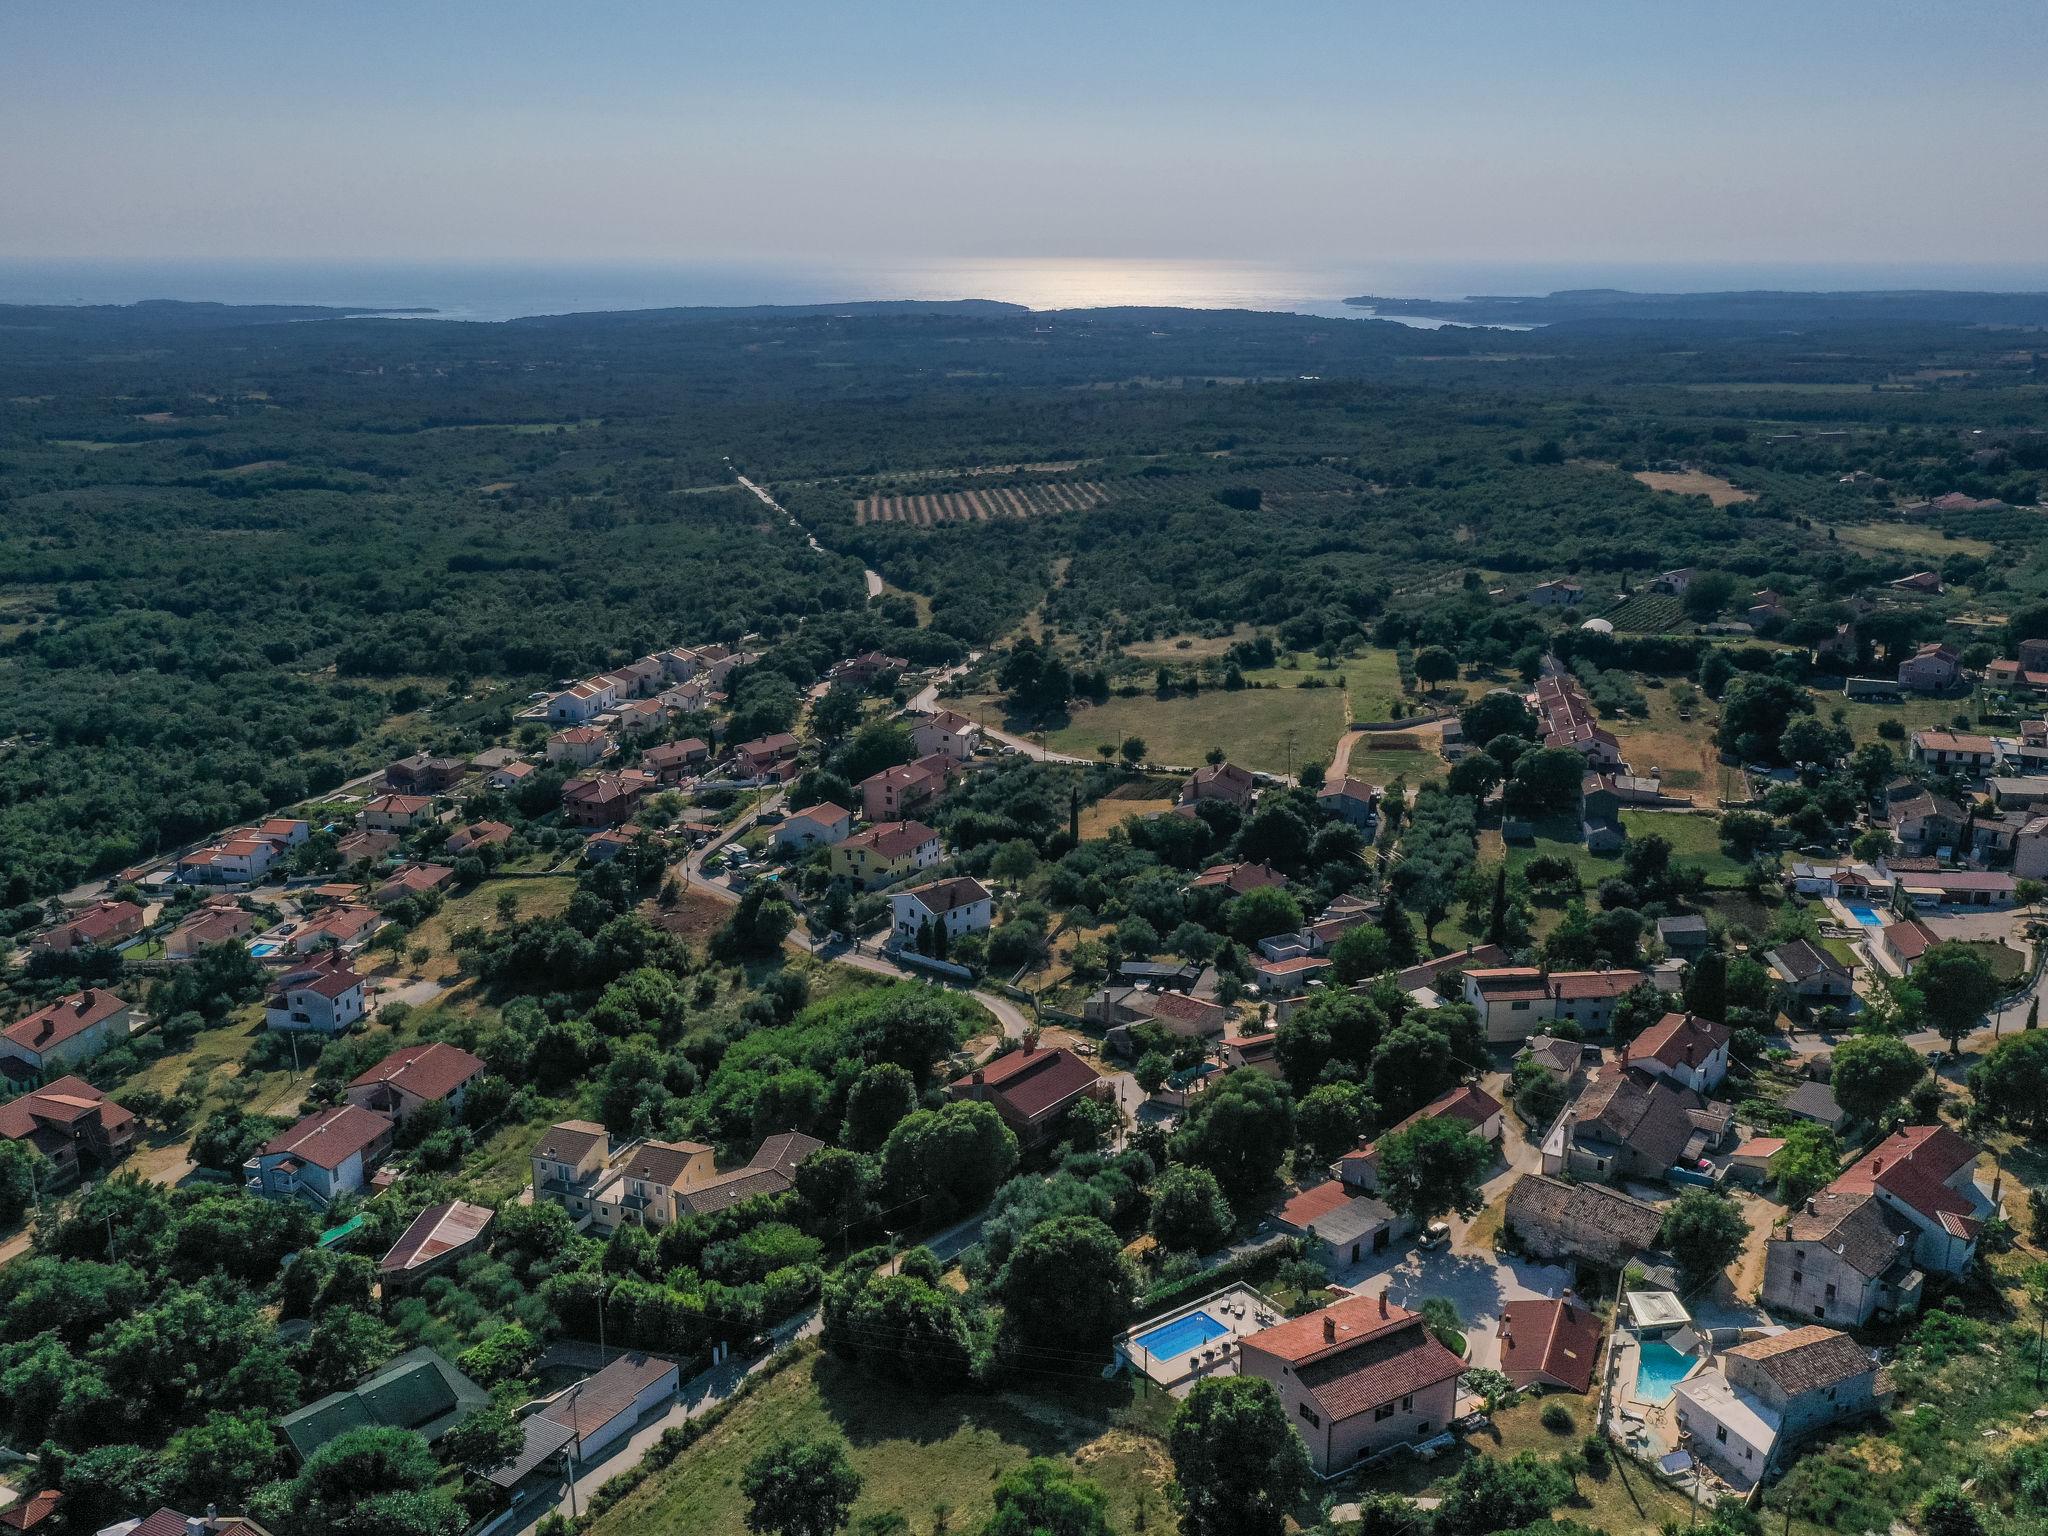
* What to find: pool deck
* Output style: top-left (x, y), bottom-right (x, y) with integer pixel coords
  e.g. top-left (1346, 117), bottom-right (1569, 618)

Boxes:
top-left (1116, 1283), bottom-right (1281, 1396)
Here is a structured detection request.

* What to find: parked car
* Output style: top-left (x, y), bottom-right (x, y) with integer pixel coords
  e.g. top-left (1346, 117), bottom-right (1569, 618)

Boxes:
top-left (1419, 1221), bottom-right (1451, 1249)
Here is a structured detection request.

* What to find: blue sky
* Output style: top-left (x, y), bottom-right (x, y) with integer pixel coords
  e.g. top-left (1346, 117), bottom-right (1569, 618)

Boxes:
top-left (4, 0), bottom-right (2043, 264)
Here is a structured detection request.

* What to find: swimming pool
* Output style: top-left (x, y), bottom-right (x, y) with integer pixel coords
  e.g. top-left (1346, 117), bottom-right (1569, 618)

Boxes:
top-left (1634, 1339), bottom-right (1696, 1403)
top-left (1134, 1310), bottom-right (1229, 1361)
top-left (1844, 903), bottom-right (1885, 927)
top-left (249, 940), bottom-right (285, 958)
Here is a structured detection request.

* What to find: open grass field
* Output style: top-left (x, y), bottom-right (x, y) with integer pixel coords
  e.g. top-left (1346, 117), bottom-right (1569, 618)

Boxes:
top-left (1835, 521), bottom-right (1996, 561)
top-left (1344, 741), bottom-right (1448, 785)
top-left (585, 1349), bottom-right (1179, 1536)
top-left (404, 873), bottom-right (578, 980)
top-left (1043, 680), bottom-right (1346, 774)
top-left (1077, 794), bottom-right (1176, 840)
top-left (1816, 687), bottom-right (1969, 745)
top-left (1621, 808), bottom-right (1747, 886)
top-left (857, 481), bottom-right (1108, 525)
top-left (1632, 467), bottom-right (1755, 506)
top-left (1121, 624), bottom-right (1255, 662)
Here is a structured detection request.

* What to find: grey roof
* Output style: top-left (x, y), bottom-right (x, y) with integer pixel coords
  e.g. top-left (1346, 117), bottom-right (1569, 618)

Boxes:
top-left (277, 1346), bottom-right (488, 1461)
top-left (1769, 938), bottom-right (1849, 983)
top-left (1779, 1190), bottom-right (1917, 1278)
top-left (485, 1413), bottom-right (579, 1489)
top-left (1303, 1193), bottom-right (1398, 1248)
top-left (1506, 1174), bottom-right (1664, 1261)
top-left (1781, 1081), bottom-right (1844, 1126)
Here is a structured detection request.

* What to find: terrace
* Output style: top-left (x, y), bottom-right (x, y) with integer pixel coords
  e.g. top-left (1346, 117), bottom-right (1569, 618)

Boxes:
top-left (1115, 1283), bottom-right (1281, 1396)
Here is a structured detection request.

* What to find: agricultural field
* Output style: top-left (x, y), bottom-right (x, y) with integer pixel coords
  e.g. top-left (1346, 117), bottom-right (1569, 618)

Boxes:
top-left (584, 1349), bottom-right (1178, 1536)
top-left (1075, 775), bottom-right (1181, 839)
top-left (1816, 686), bottom-right (1970, 746)
top-left (856, 481), bottom-right (1107, 524)
top-left (1632, 467), bottom-right (1756, 506)
top-left (1620, 808), bottom-right (1747, 886)
top-left (1601, 592), bottom-right (1686, 632)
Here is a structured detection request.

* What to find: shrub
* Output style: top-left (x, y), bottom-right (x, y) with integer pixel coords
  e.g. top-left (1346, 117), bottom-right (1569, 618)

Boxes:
top-left (1541, 1401), bottom-right (1575, 1434)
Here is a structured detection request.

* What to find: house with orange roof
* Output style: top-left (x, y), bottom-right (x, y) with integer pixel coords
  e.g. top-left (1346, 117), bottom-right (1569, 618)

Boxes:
top-left (345, 1042), bottom-right (486, 1122)
top-left (947, 1047), bottom-right (1106, 1149)
top-left (1497, 1298), bottom-right (1602, 1393)
top-left (0, 1075), bottom-right (135, 1184)
top-left (30, 899), bottom-right (144, 954)
top-left (1271, 1178), bottom-right (1401, 1267)
top-left (0, 989), bottom-right (133, 1078)
top-left (359, 792), bottom-right (435, 833)
top-left (1622, 1011), bottom-right (1731, 1093)
top-left (1239, 1291), bottom-right (1467, 1474)
top-left (263, 953), bottom-right (366, 1035)
top-left (831, 819), bottom-right (941, 889)
top-left (1336, 1082), bottom-right (1503, 1193)
top-left (245, 1103), bottom-right (394, 1204)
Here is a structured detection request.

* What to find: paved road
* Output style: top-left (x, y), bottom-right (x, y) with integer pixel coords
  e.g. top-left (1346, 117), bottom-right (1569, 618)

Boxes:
top-left (730, 467), bottom-right (884, 600)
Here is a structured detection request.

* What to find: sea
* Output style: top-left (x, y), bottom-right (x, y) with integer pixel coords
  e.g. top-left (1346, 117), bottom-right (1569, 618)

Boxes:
top-left (4, 256), bottom-right (2048, 326)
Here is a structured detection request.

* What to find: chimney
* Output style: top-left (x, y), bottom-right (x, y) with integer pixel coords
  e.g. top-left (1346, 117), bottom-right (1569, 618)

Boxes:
top-left (1379, 1291), bottom-right (1389, 1318)
top-left (1872, 1157), bottom-right (1884, 1174)
top-left (1323, 1316), bottom-right (1337, 1343)
top-left (78, 988), bottom-right (94, 1009)
top-left (1806, 1198), bottom-right (1819, 1216)
top-left (187, 1520), bottom-right (205, 1536)
top-left (971, 1069), bottom-right (984, 1087)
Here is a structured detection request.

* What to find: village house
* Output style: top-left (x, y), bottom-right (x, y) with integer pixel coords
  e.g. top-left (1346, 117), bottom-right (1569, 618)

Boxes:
top-left (486, 760), bottom-right (538, 792)
top-left (1766, 938), bottom-right (1855, 1002)
top-left (0, 989), bottom-right (133, 1079)
top-left (107, 1511), bottom-right (275, 1536)
top-left (642, 737), bottom-right (711, 781)
top-left (287, 902), bottom-right (384, 955)
top-left (1779, 1080), bottom-right (1846, 1134)
top-left (344, 1042), bottom-right (486, 1123)
top-left (889, 875), bottom-right (994, 947)
top-left (1272, 1178), bottom-right (1402, 1268)
top-left (30, 899), bottom-right (144, 954)
top-left (1513, 1035), bottom-right (1591, 1104)
top-left (831, 819), bottom-right (941, 889)
top-left (1316, 777), bottom-right (1381, 829)
top-left (1221, 1031), bottom-right (1283, 1075)
top-left (263, 952), bottom-right (367, 1036)
top-left (832, 650), bottom-right (909, 686)
top-left (1888, 570), bottom-right (1943, 596)
top-left (595, 1137), bottom-right (719, 1229)
top-left (360, 792), bottom-right (436, 833)
top-left (772, 802), bottom-right (855, 851)
top-left (546, 679), bottom-right (616, 725)
top-left (1459, 966), bottom-right (1645, 1043)
top-left (1650, 568), bottom-right (1694, 595)
top-left (246, 1103), bottom-right (394, 1205)
top-left (1504, 1174), bottom-right (1665, 1272)
top-left (175, 832), bottom-right (283, 884)
top-left (1091, 986), bottom-right (1230, 1055)
top-left (335, 827), bottom-right (401, 866)
top-left (1888, 864), bottom-right (2016, 909)
top-left (1876, 916), bottom-right (1937, 974)
top-left (911, 708), bottom-right (982, 761)
top-left (733, 732), bottom-right (801, 779)
top-left (379, 1200), bottom-right (495, 1291)
top-left (1622, 1011), bottom-right (1731, 1093)
top-left (165, 899), bottom-right (256, 958)
top-left (1746, 589), bottom-right (1787, 626)
top-left (386, 753), bottom-right (468, 793)
top-left (1884, 786), bottom-right (1967, 852)
top-left (614, 698), bottom-right (665, 737)
top-left (528, 1120), bottom-right (616, 1229)
top-left (1524, 579), bottom-right (1585, 608)
top-left (0, 1075), bottom-right (135, 1186)
top-left (562, 769), bottom-right (656, 827)
top-left (528, 1121), bottom-right (823, 1233)
top-left (1336, 1082), bottom-right (1503, 1194)
top-left (666, 1131), bottom-right (823, 1219)
top-left (1654, 913), bottom-right (1710, 957)
top-left (1180, 759), bottom-right (1259, 810)
top-left (445, 820), bottom-right (513, 857)
top-left (1189, 859), bottom-right (1287, 897)
top-left (2019, 815), bottom-right (2048, 881)
top-left (1497, 1298), bottom-right (1602, 1394)
top-left (1896, 643), bottom-right (1962, 693)
top-left (1239, 1291), bottom-right (1467, 1475)
top-left (858, 752), bottom-right (956, 821)
top-left (547, 726), bottom-right (614, 768)
top-left (1717, 1327), bottom-right (1887, 1458)
top-left (1669, 1368), bottom-right (1779, 1488)
top-left (1763, 1124), bottom-right (1990, 1324)
top-left (1253, 954), bottom-right (1333, 998)
top-left (1910, 728), bottom-right (1998, 778)
top-left (530, 1352), bottom-right (681, 1469)
top-left (373, 862), bottom-right (454, 907)
top-left (1986, 659), bottom-right (2048, 694)
top-left (947, 1046), bottom-right (1106, 1149)
top-left (1542, 1061), bottom-right (1730, 1184)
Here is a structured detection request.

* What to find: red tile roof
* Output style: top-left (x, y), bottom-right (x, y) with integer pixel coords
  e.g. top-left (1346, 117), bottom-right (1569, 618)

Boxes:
top-left (954, 1047), bottom-right (1101, 1123)
top-left (1628, 1012), bottom-right (1730, 1069)
top-left (1833, 1124), bottom-right (1984, 1237)
top-left (0, 1490), bottom-right (60, 1531)
top-left (3, 989), bottom-right (128, 1055)
top-left (1498, 1299), bottom-right (1601, 1393)
top-left (899, 876), bottom-right (990, 916)
top-left (842, 819), bottom-right (939, 859)
top-left (1246, 1294), bottom-right (1465, 1420)
top-left (1465, 967), bottom-right (1550, 1000)
top-left (349, 1042), bottom-right (484, 1103)
top-left (261, 1104), bottom-right (391, 1171)
top-left (1547, 969), bottom-right (1645, 1000)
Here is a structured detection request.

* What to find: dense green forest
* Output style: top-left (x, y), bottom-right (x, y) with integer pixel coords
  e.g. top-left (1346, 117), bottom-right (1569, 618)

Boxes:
top-left (3, 296), bottom-right (2046, 894)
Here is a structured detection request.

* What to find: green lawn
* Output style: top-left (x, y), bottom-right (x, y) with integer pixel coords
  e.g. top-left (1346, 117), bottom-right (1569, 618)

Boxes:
top-left (1815, 687), bottom-right (1970, 747)
top-left (1619, 809), bottom-right (1747, 887)
top-left (1041, 681), bottom-right (1346, 774)
top-left (586, 1349), bottom-right (1179, 1536)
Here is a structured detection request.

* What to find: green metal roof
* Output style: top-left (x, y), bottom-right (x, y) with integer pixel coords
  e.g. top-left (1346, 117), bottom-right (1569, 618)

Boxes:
top-left (277, 1346), bottom-right (488, 1461)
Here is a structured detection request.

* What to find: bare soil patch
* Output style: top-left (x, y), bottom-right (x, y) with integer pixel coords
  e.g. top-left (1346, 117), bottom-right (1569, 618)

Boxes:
top-left (1632, 468), bottom-right (1756, 506)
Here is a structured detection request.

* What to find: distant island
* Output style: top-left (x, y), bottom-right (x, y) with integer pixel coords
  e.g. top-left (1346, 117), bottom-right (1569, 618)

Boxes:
top-left (1344, 287), bottom-right (2048, 326)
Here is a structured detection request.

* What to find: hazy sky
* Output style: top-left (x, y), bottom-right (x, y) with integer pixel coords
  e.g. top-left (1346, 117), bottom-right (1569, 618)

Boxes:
top-left (5, 0), bottom-right (2044, 266)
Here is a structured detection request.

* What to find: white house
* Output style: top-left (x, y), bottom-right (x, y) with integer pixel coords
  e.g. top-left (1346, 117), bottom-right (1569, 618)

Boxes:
top-left (264, 957), bottom-right (367, 1035)
top-left (534, 1352), bottom-right (681, 1463)
top-left (1623, 1012), bottom-right (1731, 1093)
top-left (772, 802), bottom-right (855, 851)
top-left (245, 1103), bottom-right (394, 1205)
top-left (911, 709), bottom-right (982, 762)
top-left (1672, 1368), bottom-right (1780, 1487)
top-left (0, 989), bottom-right (134, 1076)
top-left (889, 876), bottom-right (994, 946)
top-left (547, 679), bottom-right (616, 725)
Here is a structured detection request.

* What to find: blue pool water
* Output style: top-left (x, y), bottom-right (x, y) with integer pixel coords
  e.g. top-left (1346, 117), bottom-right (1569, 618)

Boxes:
top-left (249, 940), bottom-right (284, 958)
top-left (1634, 1340), bottom-right (1696, 1403)
top-left (1135, 1311), bottom-right (1229, 1361)
top-left (1845, 903), bottom-right (1885, 927)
